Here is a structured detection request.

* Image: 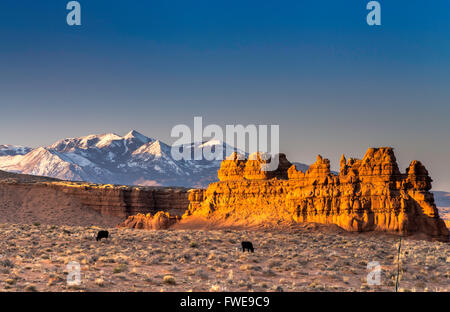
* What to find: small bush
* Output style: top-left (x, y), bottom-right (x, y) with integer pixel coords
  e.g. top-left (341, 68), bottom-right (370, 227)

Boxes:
top-left (190, 241), bottom-right (199, 248)
top-left (5, 278), bottom-right (15, 285)
top-left (163, 275), bottom-right (176, 285)
top-left (24, 284), bottom-right (38, 292)
top-left (0, 259), bottom-right (14, 268)
top-left (113, 264), bottom-right (128, 274)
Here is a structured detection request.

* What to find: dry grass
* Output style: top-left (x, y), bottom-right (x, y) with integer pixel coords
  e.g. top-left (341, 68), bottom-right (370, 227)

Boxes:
top-left (0, 223), bottom-right (448, 292)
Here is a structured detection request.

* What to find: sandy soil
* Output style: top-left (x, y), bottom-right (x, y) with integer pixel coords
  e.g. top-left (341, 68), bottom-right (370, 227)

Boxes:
top-left (0, 184), bottom-right (122, 227)
top-left (0, 171), bottom-right (122, 227)
top-left (0, 222), bottom-right (448, 292)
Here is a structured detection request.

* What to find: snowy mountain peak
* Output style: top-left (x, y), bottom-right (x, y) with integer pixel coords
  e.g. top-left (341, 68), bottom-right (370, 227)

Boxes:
top-left (198, 139), bottom-right (224, 148)
top-left (49, 131), bottom-right (152, 154)
top-left (133, 140), bottom-right (170, 158)
top-left (123, 130), bottom-right (152, 144)
top-left (50, 132), bottom-right (122, 150)
top-left (0, 144), bottom-right (32, 156)
top-left (0, 130), bottom-right (310, 188)
top-left (91, 133), bottom-right (120, 148)
top-left (149, 140), bottom-right (171, 156)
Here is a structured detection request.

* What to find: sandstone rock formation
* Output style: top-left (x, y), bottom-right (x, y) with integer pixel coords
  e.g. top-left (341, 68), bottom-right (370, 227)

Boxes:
top-left (119, 212), bottom-right (179, 230)
top-left (50, 182), bottom-right (189, 218)
top-left (0, 173), bottom-right (190, 226)
top-left (185, 148), bottom-right (449, 241)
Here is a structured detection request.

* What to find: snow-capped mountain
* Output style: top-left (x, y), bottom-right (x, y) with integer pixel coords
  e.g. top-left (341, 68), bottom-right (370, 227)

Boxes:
top-left (0, 145), bottom-right (32, 156)
top-left (0, 131), bottom-right (246, 187)
top-left (0, 130), bottom-right (311, 188)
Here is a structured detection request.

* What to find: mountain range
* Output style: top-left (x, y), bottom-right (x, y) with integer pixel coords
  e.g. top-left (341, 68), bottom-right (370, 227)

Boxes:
top-left (0, 130), bottom-right (309, 188)
top-left (0, 131), bottom-right (449, 221)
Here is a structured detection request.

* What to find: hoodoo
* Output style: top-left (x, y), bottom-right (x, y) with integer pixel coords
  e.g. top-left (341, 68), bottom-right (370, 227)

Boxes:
top-left (185, 147), bottom-right (449, 241)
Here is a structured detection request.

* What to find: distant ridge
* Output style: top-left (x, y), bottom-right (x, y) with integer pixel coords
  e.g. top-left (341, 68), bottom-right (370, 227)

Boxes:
top-left (0, 130), bottom-right (310, 188)
top-left (0, 169), bottom-right (60, 183)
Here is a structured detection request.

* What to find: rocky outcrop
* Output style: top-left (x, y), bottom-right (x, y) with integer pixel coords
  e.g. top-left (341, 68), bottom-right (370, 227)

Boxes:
top-left (185, 148), bottom-right (449, 241)
top-left (50, 183), bottom-right (189, 218)
top-left (119, 212), bottom-right (179, 230)
top-left (0, 182), bottom-right (123, 227)
top-left (0, 179), bottom-right (190, 220)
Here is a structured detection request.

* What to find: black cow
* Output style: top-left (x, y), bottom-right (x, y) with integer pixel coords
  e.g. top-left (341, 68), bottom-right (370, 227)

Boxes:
top-left (241, 241), bottom-right (254, 253)
top-left (96, 230), bottom-right (109, 241)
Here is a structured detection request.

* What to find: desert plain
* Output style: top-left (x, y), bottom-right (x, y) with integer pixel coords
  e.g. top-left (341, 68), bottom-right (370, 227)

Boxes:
top-left (0, 222), bottom-right (448, 292)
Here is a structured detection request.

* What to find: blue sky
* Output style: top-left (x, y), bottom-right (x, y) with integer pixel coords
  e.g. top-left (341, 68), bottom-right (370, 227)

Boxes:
top-left (0, 1), bottom-right (450, 190)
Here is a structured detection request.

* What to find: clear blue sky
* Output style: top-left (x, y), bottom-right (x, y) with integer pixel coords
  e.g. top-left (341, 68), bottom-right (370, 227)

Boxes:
top-left (0, 1), bottom-right (449, 190)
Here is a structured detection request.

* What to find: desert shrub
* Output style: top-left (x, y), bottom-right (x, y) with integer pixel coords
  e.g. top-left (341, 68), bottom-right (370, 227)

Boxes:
top-left (190, 241), bottom-right (199, 248)
top-left (0, 259), bottom-right (14, 268)
top-left (163, 275), bottom-right (176, 285)
top-left (113, 264), bottom-right (128, 274)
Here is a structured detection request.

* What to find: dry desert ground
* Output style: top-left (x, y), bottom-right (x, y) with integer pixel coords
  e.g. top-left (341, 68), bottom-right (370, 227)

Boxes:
top-left (0, 222), bottom-right (448, 292)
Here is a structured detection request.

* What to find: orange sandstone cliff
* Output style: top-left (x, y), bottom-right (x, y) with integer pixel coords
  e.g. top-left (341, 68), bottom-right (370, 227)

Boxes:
top-left (185, 148), bottom-right (449, 241)
top-left (0, 173), bottom-right (189, 223)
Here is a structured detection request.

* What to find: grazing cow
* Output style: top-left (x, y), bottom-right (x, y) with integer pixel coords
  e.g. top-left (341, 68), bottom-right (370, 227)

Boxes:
top-left (241, 241), bottom-right (254, 253)
top-left (96, 230), bottom-right (109, 241)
